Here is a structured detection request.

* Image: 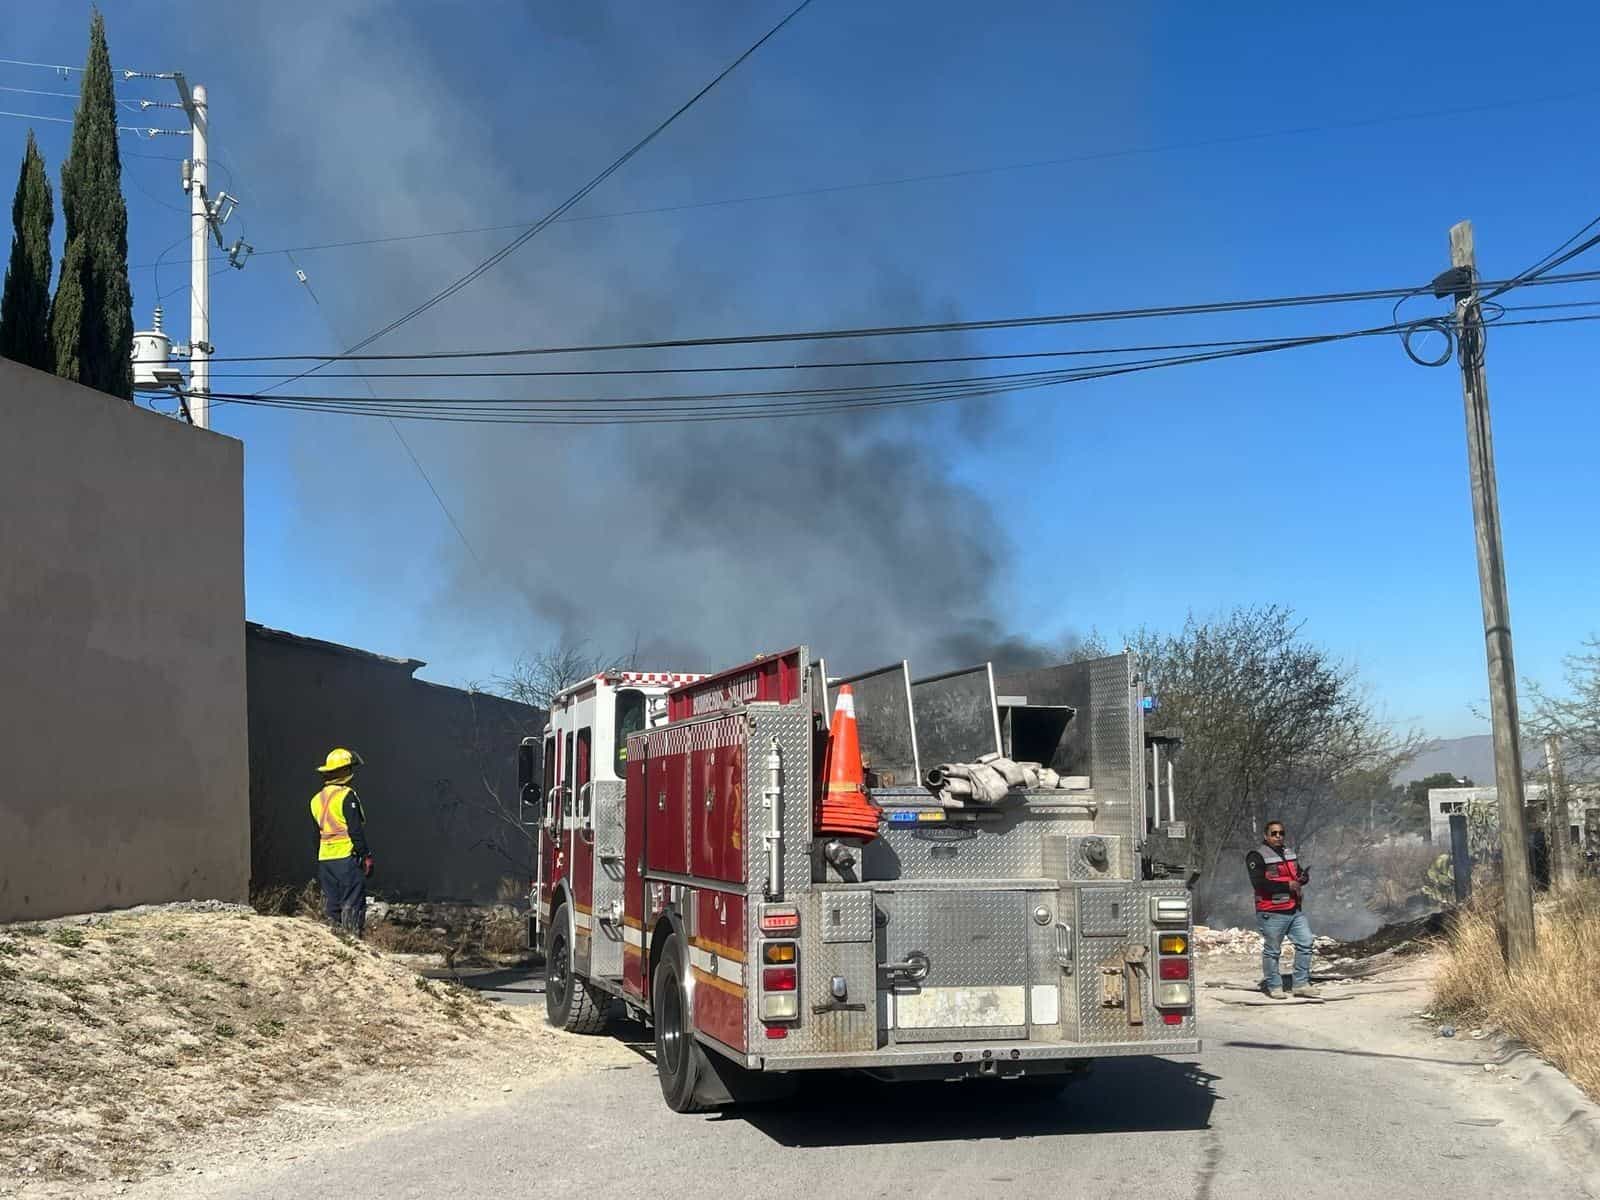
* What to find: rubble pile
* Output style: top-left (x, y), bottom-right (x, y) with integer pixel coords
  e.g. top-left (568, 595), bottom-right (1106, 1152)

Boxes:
top-left (1191, 924), bottom-right (1339, 955)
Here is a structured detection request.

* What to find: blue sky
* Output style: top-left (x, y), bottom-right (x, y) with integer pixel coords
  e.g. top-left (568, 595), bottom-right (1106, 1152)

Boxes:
top-left (4, 2), bottom-right (1597, 737)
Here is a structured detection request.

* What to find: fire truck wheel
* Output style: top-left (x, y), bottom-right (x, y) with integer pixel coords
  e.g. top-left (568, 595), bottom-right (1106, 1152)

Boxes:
top-left (545, 905), bottom-right (609, 1035)
top-left (653, 934), bottom-right (715, 1113)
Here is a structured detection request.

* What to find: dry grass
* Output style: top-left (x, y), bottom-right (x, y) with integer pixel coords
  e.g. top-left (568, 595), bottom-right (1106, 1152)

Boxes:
top-left (249, 880), bottom-right (322, 919)
top-left (0, 909), bottom-right (551, 1183)
top-left (364, 904), bottom-right (530, 965)
top-left (363, 921), bottom-right (451, 956)
top-left (1434, 878), bottom-right (1600, 1102)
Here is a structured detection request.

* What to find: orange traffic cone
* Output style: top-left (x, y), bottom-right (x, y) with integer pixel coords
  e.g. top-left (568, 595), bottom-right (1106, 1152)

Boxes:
top-left (817, 685), bottom-right (880, 840)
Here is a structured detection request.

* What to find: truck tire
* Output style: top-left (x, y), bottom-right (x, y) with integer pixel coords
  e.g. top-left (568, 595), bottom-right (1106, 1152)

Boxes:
top-left (545, 905), bottom-right (608, 1034)
top-left (653, 933), bottom-right (715, 1113)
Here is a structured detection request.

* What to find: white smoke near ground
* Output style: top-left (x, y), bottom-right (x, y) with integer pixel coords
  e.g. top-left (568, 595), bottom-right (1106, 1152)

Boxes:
top-left (169, 0), bottom-right (1144, 679)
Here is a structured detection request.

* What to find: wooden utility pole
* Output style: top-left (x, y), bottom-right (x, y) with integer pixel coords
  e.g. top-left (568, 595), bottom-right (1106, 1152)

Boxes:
top-left (1449, 220), bottom-right (1536, 968)
top-left (1545, 736), bottom-right (1571, 887)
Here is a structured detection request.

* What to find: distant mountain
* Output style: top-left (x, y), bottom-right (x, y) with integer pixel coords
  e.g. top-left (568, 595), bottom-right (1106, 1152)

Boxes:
top-left (1394, 734), bottom-right (1544, 786)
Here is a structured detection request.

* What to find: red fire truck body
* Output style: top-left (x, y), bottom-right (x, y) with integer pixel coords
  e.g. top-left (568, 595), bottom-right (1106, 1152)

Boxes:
top-left (520, 646), bottom-right (1198, 1111)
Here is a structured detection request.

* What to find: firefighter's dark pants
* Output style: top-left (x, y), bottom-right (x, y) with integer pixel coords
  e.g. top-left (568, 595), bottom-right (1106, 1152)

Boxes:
top-left (318, 857), bottom-right (366, 936)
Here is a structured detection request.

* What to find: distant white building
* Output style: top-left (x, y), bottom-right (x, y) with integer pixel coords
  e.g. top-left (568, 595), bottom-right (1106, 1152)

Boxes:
top-left (1429, 783), bottom-right (1599, 847)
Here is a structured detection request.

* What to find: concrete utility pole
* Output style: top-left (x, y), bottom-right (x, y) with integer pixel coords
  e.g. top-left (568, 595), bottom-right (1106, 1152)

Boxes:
top-left (129, 75), bottom-right (248, 419)
top-left (187, 82), bottom-right (209, 429)
top-left (1545, 735), bottom-right (1570, 887)
top-left (1449, 220), bottom-right (1536, 967)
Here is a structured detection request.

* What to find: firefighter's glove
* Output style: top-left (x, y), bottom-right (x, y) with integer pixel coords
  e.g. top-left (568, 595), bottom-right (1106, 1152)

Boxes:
top-left (361, 856), bottom-right (374, 879)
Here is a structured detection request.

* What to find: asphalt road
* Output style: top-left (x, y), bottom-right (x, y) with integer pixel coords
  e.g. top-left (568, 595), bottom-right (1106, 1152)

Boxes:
top-left (153, 960), bottom-right (1598, 1200)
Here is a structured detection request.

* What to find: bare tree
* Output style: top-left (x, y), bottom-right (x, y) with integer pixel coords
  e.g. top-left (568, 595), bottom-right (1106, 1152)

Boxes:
top-left (431, 638), bottom-right (641, 893)
top-left (492, 637), bottom-right (638, 710)
top-left (1524, 635), bottom-right (1600, 775)
top-left (1131, 605), bottom-right (1423, 910)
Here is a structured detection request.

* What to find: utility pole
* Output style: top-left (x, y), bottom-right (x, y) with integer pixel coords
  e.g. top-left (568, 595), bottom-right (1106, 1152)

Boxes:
top-left (1449, 220), bottom-right (1536, 967)
top-left (128, 74), bottom-right (247, 420)
top-left (187, 82), bottom-right (209, 429)
top-left (1545, 735), bottom-right (1570, 887)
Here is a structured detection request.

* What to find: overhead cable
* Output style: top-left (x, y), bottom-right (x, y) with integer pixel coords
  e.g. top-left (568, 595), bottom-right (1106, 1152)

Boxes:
top-left (202, 268), bottom-right (1600, 367)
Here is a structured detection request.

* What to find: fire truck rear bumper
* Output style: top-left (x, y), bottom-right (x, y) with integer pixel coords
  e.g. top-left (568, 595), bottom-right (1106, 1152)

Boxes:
top-left (752, 1038), bottom-right (1201, 1072)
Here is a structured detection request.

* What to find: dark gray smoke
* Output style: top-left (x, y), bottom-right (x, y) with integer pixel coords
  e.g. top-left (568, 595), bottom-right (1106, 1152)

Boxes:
top-left (173, 0), bottom-right (1136, 681)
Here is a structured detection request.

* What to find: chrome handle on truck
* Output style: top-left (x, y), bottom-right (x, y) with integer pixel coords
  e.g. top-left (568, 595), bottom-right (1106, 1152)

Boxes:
top-left (881, 951), bottom-right (931, 985)
top-left (1055, 921), bottom-right (1074, 975)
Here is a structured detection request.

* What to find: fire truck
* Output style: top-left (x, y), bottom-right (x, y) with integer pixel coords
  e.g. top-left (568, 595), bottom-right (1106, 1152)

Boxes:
top-left (515, 645), bottom-right (1198, 1112)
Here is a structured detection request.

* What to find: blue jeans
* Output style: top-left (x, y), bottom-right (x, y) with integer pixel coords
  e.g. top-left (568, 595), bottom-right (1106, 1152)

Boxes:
top-left (1257, 910), bottom-right (1313, 989)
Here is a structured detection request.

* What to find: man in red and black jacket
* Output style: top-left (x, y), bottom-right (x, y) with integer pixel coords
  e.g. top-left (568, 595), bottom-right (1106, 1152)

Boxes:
top-left (1245, 820), bottom-right (1320, 999)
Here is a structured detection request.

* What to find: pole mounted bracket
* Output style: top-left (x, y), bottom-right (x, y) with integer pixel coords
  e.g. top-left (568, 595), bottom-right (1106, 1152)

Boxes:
top-left (1431, 265), bottom-right (1474, 302)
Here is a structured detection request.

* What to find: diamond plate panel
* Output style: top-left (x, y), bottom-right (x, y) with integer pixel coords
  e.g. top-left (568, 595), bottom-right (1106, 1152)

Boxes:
top-left (739, 686), bottom-right (816, 1059)
top-left (893, 1023), bottom-right (1026, 1043)
top-left (881, 890), bottom-right (1029, 990)
top-left (805, 938), bottom-right (878, 1052)
top-left (863, 805), bottom-right (1095, 881)
top-left (820, 889), bottom-right (874, 943)
top-left (1078, 886), bottom-right (1132, 937)
top-left (744, 700), bottom-right (815, 902)
top-left (1026, 892), bottom-right (1066, 1043)
top-left (1073, 881), bottom-right (1196, 1047)
top-left (1077, 937), bottom-right (1144, 1042)
top-left (1088, 654), bottom-right (1141, 875)
top-left (765, 889), bottom-right (880, 1057)
top-left (588, 780), bottom-right (628, 979)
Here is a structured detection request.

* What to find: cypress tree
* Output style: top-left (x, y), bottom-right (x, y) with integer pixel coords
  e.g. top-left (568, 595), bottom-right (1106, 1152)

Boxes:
top-left (50, 8), bottom-right (134, 400)
top-left (0, 131), bottom-right (54, 371)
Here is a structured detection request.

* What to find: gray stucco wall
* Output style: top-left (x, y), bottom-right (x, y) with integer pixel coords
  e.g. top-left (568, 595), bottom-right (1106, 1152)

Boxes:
top-left (246, 625), bottom-right (542, 904)
top-left (0, 360), bottom-right (248, 921)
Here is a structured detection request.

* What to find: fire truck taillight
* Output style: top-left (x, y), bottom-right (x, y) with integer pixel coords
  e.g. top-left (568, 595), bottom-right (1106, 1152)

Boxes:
top-left (1157, 982), bottom-right (1193, 1008)
top-left (758, 936), bottom-right (801, 1022)
top-left (762, 966), bottom-right (797, 991)
top-left (1151, 897), bottom-right (1190, 925)
top-left (760, 905), bottom-right (800, 934)
top-left (759, 993), bottom-right (800, 1021)
top-left (1158, 958), bottom-right (1191, 981)
top-left (1158, 933), bottom-right (1188, 955)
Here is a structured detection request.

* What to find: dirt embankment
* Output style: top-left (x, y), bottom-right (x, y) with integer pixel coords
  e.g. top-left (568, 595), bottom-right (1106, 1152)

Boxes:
top-left (0, 905), bottom-right (614, 1187)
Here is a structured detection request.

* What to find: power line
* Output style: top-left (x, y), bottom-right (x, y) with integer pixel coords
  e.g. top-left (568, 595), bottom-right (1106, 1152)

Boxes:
top-left (204, 309), bottom-right (1600, 427)
top-left (0, 55), bottom-right (165, 76)
top-left (198, 295), bottom-right (1600, 381)
top-left (205, 317), bottom-right (1419, 423)
top-left (1483, 214), bottom-right (1600, 301)
top-left (257, 0), bottom-right (816, 398)
top-left (0, 83), bottom-right (141, 110)
top-left (0, 108), bottom-right (182, 137)
top-left (202, 268), bottom-right (1600, 367)
top-left (123, 84), bottom-right (1600, 275)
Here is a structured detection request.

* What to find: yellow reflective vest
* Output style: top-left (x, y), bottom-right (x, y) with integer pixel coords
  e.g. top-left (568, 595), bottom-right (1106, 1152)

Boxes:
top-left (311, 785), bottom-right (354, 860)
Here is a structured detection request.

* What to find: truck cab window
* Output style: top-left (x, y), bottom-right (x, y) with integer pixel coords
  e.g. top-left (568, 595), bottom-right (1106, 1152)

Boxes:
top-left (615, 688), bottom-right (646, 776)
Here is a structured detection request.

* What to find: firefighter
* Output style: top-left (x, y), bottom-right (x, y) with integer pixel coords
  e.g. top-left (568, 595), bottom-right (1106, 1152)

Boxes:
top-left (1245, 820), bottom-right (1321, 1000)
top-left (311, 747), bottom-right (374, 936)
